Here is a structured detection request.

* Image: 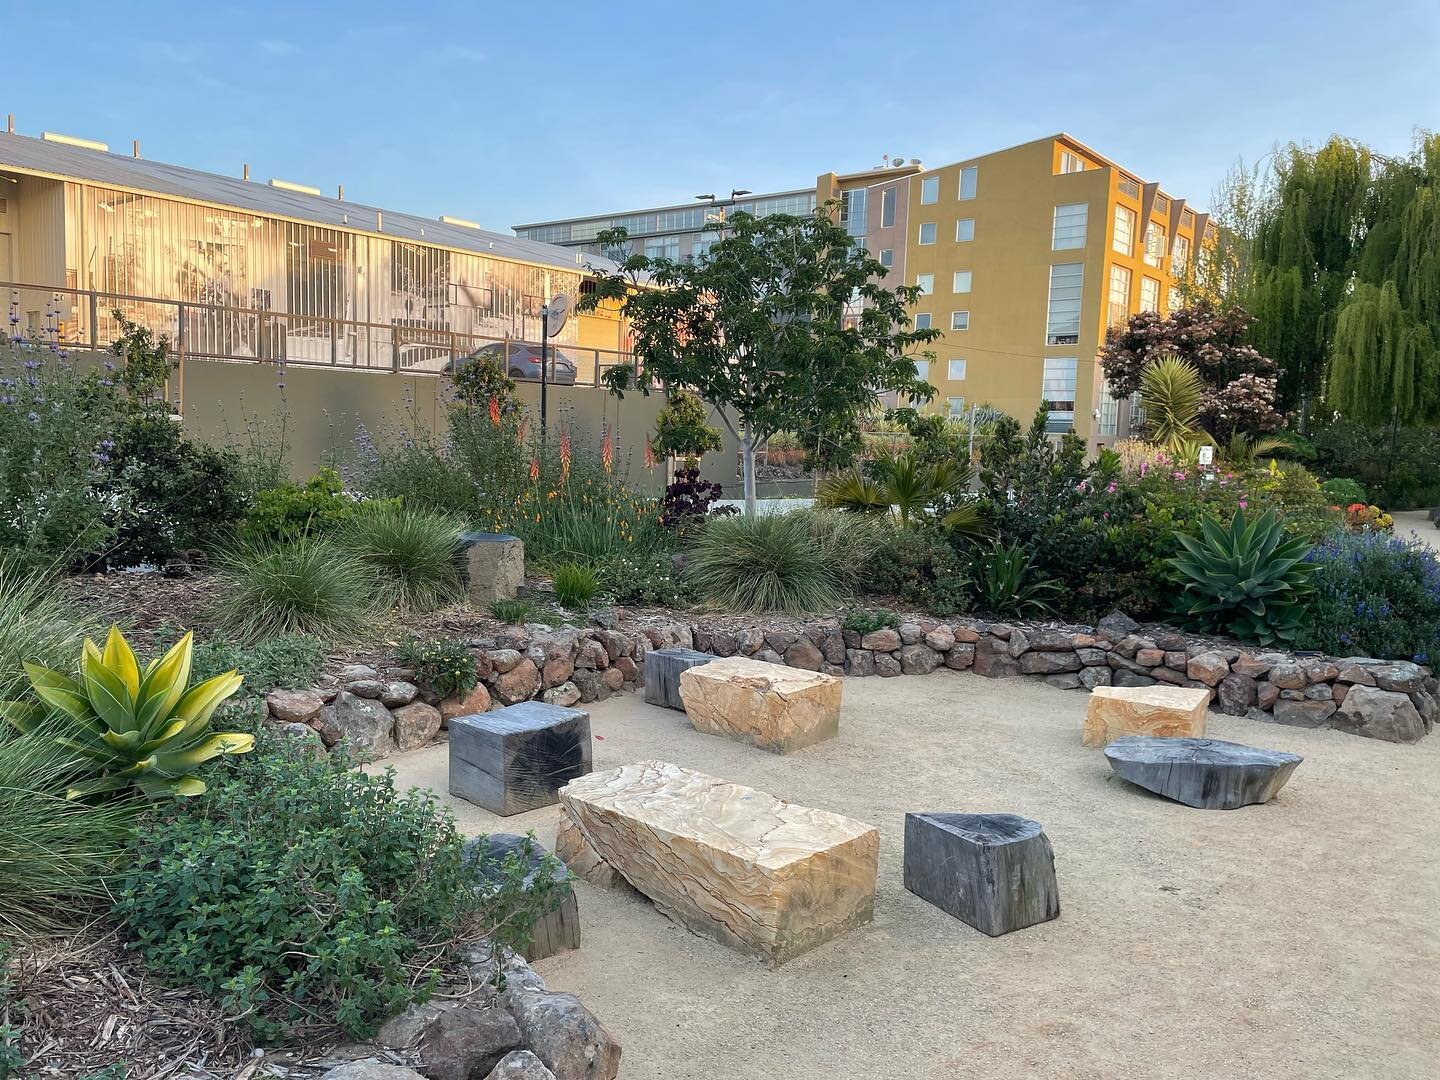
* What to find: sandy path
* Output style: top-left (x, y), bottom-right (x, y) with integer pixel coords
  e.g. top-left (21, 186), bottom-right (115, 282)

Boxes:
top-left (385, 672), bottom-right (1440, 1080)
top-left (1391, 509), bottom-right (1438, 552)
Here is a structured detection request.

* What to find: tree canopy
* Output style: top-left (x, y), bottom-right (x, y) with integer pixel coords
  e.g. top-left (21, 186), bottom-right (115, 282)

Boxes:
top-left (579, 207), bottom-right (937, 511)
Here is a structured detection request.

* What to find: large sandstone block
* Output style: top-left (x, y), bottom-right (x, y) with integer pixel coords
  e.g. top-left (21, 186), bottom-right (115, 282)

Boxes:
top-left (1082, 684), bottom-right (1209, 748)
top-left (558, 761), bottom-right (878, 964)
top-left (460, 531), bottom-right (524, 605)
top-left (678, 655), bottom-right (841, 753)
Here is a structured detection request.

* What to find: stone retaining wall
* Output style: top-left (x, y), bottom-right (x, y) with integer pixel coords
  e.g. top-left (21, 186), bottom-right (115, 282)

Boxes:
top-left (265, 613), bottom-right (1437, 752)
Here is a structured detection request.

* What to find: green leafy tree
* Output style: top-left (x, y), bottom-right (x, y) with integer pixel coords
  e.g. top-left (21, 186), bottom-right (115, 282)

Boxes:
top-left (649, 388), bottom-right (723, 462)
top-left (580, 207), bottom-right (937, 513)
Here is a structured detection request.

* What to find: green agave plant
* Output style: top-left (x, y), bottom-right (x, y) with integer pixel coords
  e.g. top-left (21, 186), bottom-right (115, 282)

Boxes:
top-left (1, 627), bottom-right (252, 798)
top-left (1168, 509), bottom-right (1316, 645)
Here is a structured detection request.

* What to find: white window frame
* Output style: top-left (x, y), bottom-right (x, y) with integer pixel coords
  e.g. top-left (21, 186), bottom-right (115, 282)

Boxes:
top-left (958, 166), bottom-right (978, 200)
top-left (1108, 264), bottom-right (1131, 327)
top-left (878, 248), bottom-right (894, 267)
top-left (1051, 202), bottom-right (1088, 250)
top-left (1144, 221), bottom-right (1166, 268)
top-left (916, 273), bottom-right (934, 295)
top-left (920, 175), bottom-right (939, 205)
top-left (1140, 275), bottom-right (1161, 312)
top-left (1045, 263), bottom-right (1084, 346)
top-left (950, 311), bottom-right (970, 331)
top-left (948, 358), bottom-right (968, 380)
top-left (1058, 151), bottom-right (1087, 174)
top-left (914, 312), bottom-right (932, 330)
top-left (1113, 205), bottom-right (1136, 256)
top-left (947, 396), bottom-right (967, 417)
top-left (952, 270), bottom-right (972, 293)
top-left (917, 222), bottom-right (937, 245)
top-left (880, 187), bottom-right (896, 228)
top-left (955, 218), bottom-right (975, 242)
top-left (915, 358), bottom-right (931, 381)
top-left (1041, 357), bottom-right (1079, 433)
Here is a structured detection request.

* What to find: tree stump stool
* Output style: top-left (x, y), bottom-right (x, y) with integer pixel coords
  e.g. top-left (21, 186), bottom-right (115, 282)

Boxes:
top-left (459, 531), bottom-right (524, 605)
top-left (903, 812), bottom-right (1060, 936)
top-left (644, 647), bottom-right (716, 711)
top-left (449, 701), bottom-right (592, 816)
top-left (465, 833), bottom-right (580, 960)
top-left (1103, 735), bottom-right (1303, 809)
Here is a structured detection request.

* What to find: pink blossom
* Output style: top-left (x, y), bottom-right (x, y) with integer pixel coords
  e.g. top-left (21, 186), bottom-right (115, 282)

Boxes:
top-left (1238, 499), bottom-right (1248, 508)
top-left (1105, 482), bottom-right (1117, 494)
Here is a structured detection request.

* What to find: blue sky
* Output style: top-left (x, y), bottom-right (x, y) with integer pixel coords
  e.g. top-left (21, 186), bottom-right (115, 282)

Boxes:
top-left (2, 0), bottom-right (1435, 229)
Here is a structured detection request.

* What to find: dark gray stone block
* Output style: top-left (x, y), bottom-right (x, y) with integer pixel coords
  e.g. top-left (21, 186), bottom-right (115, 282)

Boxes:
top-left (449, 701), bottom-right (592, 816)
top-left (1103, 735), bottom-right (1302, 810)
top-left (903, 812), bottom-right (1060, 937)
top-left (643, 647), bottom-right (716, 711)
top-left (465, 834), bottom-right (580, 961)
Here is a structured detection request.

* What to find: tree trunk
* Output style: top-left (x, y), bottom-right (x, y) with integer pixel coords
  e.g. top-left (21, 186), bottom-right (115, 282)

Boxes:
top-left (741, 422), bottom-right (758, 516)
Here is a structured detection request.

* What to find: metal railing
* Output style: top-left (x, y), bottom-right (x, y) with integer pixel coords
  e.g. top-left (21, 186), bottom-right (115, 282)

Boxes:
top-left (2, 279), bottom-right (637, 387)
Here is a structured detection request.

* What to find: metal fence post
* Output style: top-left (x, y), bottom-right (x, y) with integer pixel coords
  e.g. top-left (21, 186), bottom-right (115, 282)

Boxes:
top-left (88, 291), bottom-right (98, 350)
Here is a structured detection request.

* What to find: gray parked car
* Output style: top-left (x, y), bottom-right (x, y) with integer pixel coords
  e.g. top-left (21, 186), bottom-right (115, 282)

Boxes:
top-left (460, 341), bottom-right (577, 385)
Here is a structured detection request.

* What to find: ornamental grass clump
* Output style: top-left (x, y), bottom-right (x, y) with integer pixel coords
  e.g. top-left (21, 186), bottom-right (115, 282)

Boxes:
top-left (335, 502), bottom-right (466, 613)
top-left (210, 537), bottom-right (375, 643)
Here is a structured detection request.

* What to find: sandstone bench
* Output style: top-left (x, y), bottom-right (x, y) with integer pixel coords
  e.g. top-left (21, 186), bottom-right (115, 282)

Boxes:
top-left (449, 701), bottom-right (592, 816)
top-left (557, 761), bottom-right (878, 964)
top-left (1082, 684), bottom-right (1209, 747)
top-left (903, 812), bottom-right (1060, 936)
top-left (678, 655), bottom-right (841, 753)
top-left (458, 531), bottom-right (524, 605)
top-left (1103, 735), bottom-right (1303, 809)
top-left (643, 647), bottom-right (715, 711)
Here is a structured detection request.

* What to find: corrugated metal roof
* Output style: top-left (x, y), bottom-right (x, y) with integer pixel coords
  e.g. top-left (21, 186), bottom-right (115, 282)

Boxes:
top-left (0, 131), bottom-right (615, 275)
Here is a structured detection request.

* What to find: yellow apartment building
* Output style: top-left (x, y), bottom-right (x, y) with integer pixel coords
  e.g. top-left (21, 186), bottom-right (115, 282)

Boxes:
top-left (520, 134), bottom-right (1213, 445)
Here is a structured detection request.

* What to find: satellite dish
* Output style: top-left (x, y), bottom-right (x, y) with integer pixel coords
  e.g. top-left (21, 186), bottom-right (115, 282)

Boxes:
top-left (544, 294), bottom-right (571, 338)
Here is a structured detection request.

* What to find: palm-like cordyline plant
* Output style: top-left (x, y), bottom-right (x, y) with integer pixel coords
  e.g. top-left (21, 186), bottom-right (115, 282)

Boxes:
top-left (1140, 354), bottom-right (1205, 453)
top-left (816, 450), bottom-right (984, 534)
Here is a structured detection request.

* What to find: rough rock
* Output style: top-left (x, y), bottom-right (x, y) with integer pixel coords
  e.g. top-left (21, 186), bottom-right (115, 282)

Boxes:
top-left (972, 637), bottom-right (1020, 678)
top-left (1103, 736), bottom-right (1303, 809)
top-left (543, 682), bottom-right (583, 708)
top-left (277, 722), bottom-right (325, 754)
top-left (859, 628), bottom-right (901, 652)
top-left (1027, 629), bottom-right (1076, 651)
top-left (1017, 650), bottom-right (1081, 675)
top-left (1111, 669), bottom-right (1158, 688)
top-left (1044, 672), bottom-right (1083, 690)
top-left (375, 1001), bottom-right (453, 1050)
top-left (1335, 662), bottom-right (1377, 686)
top-left (783, 639), bottom-right (825, 671)
top-left (489, 649), bottom-right (525, 674)
top-left (1082, 684), bottom-right (1208, 748)
top-left (321, 1065), bottom-right (425, 1080)
top-left (1371, 661), bottom-right (1425, 694)
top-left (570, 669), bottom-right (605, 703)
top-left (1270, 698), bottom-right (1338, 727)
top-left (1332, 685), bottom-right (1426, 743)
top-left (541, 657), bottom-right (575, 690)
top-left (483, 1051), bottom-right (558, 1080)
top-left (903, 812), bottom-right (1059, 936)
top-left (678, 656), bottom-right (841, 753)
top-left (554, 815), bottom-right (636, 894)
top-left (1268, 662), bottom-right (1307, 690)
top-left (440, 683), bottom-right (493, 725)
top-left (1186, 651), bottom-right (1230, 687)
top-left (846, 649), bottom-right (876, 676)
top-left (392, 702), bottom-right (442, 751)
top-left (311, 705), bottom-right (343, 747)
top-left (493, 659), bottom-right (542, 705)
top-left (899, 644), bottom-right (942, 675)
top-left (1135, 648), bottom-right (1165, 668)
top-left (874, 653), bottom-right (903, 677)
top-left (1301, 659), bottom-right (1340, 685)
top-left (558, 761), bottom-right (878, 965)
top-left (380, 681), bottom-right (419, 708)
top-left (945, 644), bottom-right (976, 670)
top-left (751, 648), bottom-right (784, 665)
top-left (1257, 681), bottom-right (1280, 711)
top-left (1216, 672), bottom-right (1257, 716)
top-left (343, 678), bottom-right (386, 699)
top-left (1097, 611), bottom-right (1140, 637)
top-left (898, 622), bottom-right (924, 645)
top-left (924, 626), bottom-right (955, 652)
top-left (331, 692), bottom-right (395, 756)
top-left (340, 663), bottom-right (379, 681)
top-left (953, 625), bottom-right (982, 643)
top-left (461, 532), bottom-right (524, 605)
top-left (600, 667), bottom-right (624, 692)
top-left (266, 688), bottom-right (324, 723)
top-left (1079, 665), bottom-right (1113, 689)
top-left (506, 990), bottom-right (621, 1080)
top-left (419, 1006), bottom-right (523, 1080)
top-left (1007, 629), bottom-right (1031, 658)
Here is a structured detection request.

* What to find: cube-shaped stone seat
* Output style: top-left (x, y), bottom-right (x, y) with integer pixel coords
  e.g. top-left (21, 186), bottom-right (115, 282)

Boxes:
top-left (678, 655), bottom-right (841, 754)
top-left (1103, 736), bottom-right (1303, 809)
top-left (458, 531), bottom-right (524, 605)
top-left (449, 701), bottom-right (592, 816)
top-left (558, 761), bottom-right (878, 965)
top-left (465, 833), bottom-right (579, 960)
top-left (643, 647), bottom-right (716, 711)
top-left (1082, 684), bottom-right (1209, 748)
top-left (903, 812), bottom-right (1060, 937)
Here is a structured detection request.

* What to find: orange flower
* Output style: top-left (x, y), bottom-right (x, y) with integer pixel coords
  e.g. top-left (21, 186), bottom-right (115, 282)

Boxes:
top-left (560, 429), bottom-right (572, 481)
top-left (529, 456), bottom-right (540, 482)
top-left (601, 423), bottom-right (614, 473)
top-left (488, 396), bottom-right (501, 426)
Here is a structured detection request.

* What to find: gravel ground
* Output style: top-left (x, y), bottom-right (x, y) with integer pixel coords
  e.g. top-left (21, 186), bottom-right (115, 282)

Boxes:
top-left (384, 671), bottom-right (1440, 1080)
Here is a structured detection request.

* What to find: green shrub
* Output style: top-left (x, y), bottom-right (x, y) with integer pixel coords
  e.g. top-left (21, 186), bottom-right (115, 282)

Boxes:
top-left (649, 389), bottom-right (722, 460)
top-left (1312, 420), bottom-right (1440, 509)
top-left (686, 512), bottom-right (856, 614)
top-left (870, 527), bottom-right (973, 615)
top-left (349, 424), bottom-right (482, 516)
top-left (797, 509), bottom-right (887, 594)
top-left (552, 563), bottom-right (601, 610)
top-left (1169, 509), bottom-right (1316, 645)
top-left (595, 550), bottom-right (684, 607)
top-left (335, 503), bottom-right (465, 613)
top-left (489, 597), bottom-right (541, 625)
top-left (0, 562), bottom-right (99, 702)
top-left (242, 467), bottom-right (389, 544)
top-left (1298, 532), bottom-right (1440, 663)
top-left (210, 538), bottom-right (375, 643)
top-left (113, 736), bottom-right (486, 1042)
top-left (1320, 476), bottom-right (1367, 504)
top-left (395, 636), bottom-right (478, 699)
top-left (0, 723), bottom-right (137, 935)
top-left (975, 539), bottom-right (1061, 617)
top-left (190, 634), bottom-right (324, 698)
top-left (842, 607), bottom-right (900, 635)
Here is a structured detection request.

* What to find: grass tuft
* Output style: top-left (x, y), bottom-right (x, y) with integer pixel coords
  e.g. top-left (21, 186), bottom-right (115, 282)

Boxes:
top-left (210, 538), bottom-right (375, 643)
top-left (335, 503), bottom-right (467, 614)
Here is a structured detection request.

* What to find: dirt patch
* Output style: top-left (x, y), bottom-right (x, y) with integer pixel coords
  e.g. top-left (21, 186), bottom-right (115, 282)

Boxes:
top-left (387, 671), bottom-right (1440, 1080)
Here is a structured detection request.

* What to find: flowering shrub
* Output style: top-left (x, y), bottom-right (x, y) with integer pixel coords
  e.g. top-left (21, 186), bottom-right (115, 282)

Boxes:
top-left (1343, 503), bottom-right (1393, 532)
top-left (396, 635), bottom-right (478, 698)
top-left (1299, 532), bottom-right (1440, 663)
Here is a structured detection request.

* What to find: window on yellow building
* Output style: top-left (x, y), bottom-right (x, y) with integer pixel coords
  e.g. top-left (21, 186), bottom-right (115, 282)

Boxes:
top-left (956, 218), bottom-right (975, 242)
top-left (920, 176), bottom-right (939, 205)
top-left (958, 166), bottom-right (978, 200)
top-left (1113, 205), bottom-right (1136, 255)
top-left (1052, 203), bottom-right (1088, 249)
top-left (1045, 263), bottom-right (1083, 345)
top-left (948, 396), bottom-right (967, 416)
top-left (918, 222), bottom-right (937, 245)
top-left (948, 358), bottom-right (968, 380)
top-left (1041, 357), bottom-right (1078, 432)
top-left (1140, 276), bottom-right (1160, 312)
top-left (915, 358), bottom-right (931, 381)
top-left (953, 270), bottom-right (972, 293)
top-left (1172, 233), bottom-right (1190, 277)
top-left (1144, 221), bottom-right (1166, 268)
top-left (951, 311), bottom-right (969, 331)
top-left (879, 248), bottom-right (893, 267)
top-left (1058, 151), bottom-right (1087, 174)
top-left (881, 187), bottom-right (896, 228)
top-left (1108, 264), bottom-right (1131, 327)
top-left (914, 312), bottom-right (932, 329)
top-left (916, 273), bottom-right (934, 295)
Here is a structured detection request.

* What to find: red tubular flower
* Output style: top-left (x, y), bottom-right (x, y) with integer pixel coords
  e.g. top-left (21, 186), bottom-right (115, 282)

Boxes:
top-left (560, 430), bottom-right (572, 481)
top-left (601, 424), bottom-right (614, 473)
top-left (529, 456), bottom-right (540, 482)
top-left (488, 396), bottom-right (501, 426)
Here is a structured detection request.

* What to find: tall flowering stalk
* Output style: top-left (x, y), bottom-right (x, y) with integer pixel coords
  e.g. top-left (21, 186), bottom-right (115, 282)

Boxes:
top-left (488, 396), bottom-right (501, 426)
top-left (559, 429), bottom-right (572, 482)
top-left (600, 423), bottom-right (614, 473)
